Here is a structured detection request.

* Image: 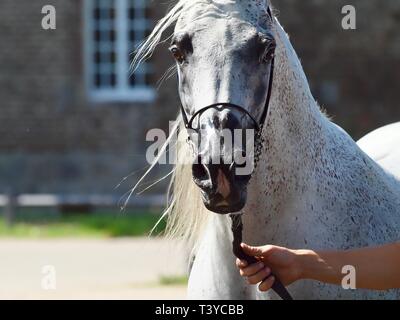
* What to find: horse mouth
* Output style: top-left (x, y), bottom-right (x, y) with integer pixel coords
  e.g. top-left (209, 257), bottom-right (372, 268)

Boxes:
top-left (201, 189), bottom-right (247, 214)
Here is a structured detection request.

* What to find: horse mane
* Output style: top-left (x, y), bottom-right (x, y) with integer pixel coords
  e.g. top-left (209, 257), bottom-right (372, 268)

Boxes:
top-left (164, 122), bottom-right (212, 250)
top-left (131, 0), bottom-right (184, 72)
top-left (132, 0), bottom-right (212, 251)
top-left (138, 119), bottom-right (211, 253)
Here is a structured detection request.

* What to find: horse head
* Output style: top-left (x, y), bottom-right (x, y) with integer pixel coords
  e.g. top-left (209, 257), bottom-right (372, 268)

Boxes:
top-left (172, 0), bottom-right (276, 213)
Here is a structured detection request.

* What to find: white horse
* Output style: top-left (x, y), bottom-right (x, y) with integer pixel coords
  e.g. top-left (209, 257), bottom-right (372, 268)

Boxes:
top-left (134, 0), bottom-right (400, 299)
top-left (358, 122), bottom-right (400, 180)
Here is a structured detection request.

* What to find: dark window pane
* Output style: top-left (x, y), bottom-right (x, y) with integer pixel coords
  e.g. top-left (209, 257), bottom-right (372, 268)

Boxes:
top-left (129, 74), bottom-right (136, 87)
top-left (110, 30), bottom-right (116, 42)
top-left (111, 74), bottom-right (116, 87)
top-left (129, 8), bottom-right (135, 19)
top-left (94, 51), bottom-right (101, 63)
top-left (94, 30), bottom-right (100, 42)
top-left (145, 72), bottom-right (153, 86)
top-left (95, 74), bottom-right (101, 88)
top-left (129, 30), bottom-right (135, 42)
top-left (109, 8), bottom-right (115, 19)
top-left (111, 52), bottom-right (116, 63)
top-left (94, 8), bottom-right (100, 20)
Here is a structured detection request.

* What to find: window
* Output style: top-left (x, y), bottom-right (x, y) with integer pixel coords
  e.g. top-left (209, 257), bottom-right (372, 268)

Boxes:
top-left (84, 0), bottom-right (155, 103)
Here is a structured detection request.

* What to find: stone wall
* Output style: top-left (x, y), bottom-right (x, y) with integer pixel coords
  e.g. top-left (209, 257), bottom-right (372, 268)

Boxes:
top-left (0, 0), bottom-right (177, 194)
top-left (274, 0), bottom-right (400, 138)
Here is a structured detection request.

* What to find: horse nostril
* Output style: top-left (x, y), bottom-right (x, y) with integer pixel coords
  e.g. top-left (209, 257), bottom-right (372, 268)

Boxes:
top-left (192, 160), bottom-right (209, 182)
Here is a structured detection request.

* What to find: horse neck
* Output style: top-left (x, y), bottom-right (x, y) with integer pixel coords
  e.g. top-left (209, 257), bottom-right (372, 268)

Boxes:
top-left (256, 20), bottom-right (331, 190)
top-left (242, 20), bottom-right (400, 248)
top-left (242, 21), bottom-right (353, 244)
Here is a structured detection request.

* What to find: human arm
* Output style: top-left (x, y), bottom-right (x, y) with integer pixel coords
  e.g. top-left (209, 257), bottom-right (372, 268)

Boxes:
top-left (236, 242), bottom-right (400, 291)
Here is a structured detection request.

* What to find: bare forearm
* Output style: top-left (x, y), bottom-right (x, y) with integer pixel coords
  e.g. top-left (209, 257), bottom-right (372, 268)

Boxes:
top-left (296, 243), bottom-right (400, 290)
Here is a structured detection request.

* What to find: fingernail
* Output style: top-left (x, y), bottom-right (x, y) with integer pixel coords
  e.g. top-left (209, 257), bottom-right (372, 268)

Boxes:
top-left (258, 262), bottom-right (264, 268)
top-left (264, 267), bottom-right (270, 274)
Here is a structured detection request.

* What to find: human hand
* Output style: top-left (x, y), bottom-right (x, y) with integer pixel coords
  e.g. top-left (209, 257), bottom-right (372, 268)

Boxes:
top-left (236, 243), bottom-right (305, 292)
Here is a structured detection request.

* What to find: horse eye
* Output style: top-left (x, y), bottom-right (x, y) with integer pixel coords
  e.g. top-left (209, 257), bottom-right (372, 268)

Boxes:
top-left (259, 38), bottom-right (276, 63)
top-left (169, 46), bottom-right (185, 64)
top-left (263, 45), bottom-right (275, 63)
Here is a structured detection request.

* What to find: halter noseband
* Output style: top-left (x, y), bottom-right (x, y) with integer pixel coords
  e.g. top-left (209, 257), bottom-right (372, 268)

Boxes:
top-left (184, 103), bottom-right (261, 132)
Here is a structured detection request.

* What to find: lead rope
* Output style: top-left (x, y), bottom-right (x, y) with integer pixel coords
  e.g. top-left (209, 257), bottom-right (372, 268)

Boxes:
top-left (230, 214), bottom-right (293, 300)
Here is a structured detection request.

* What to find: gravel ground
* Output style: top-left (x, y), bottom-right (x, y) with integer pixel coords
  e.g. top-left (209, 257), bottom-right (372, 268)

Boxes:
top-left (0, 238), bottom-right (188, 300)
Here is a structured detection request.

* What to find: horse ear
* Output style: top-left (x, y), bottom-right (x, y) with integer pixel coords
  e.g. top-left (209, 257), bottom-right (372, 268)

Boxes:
top-left (259, 0), bottom-right (273, 15)
top-left (263, 0), bottom-right (271, 7)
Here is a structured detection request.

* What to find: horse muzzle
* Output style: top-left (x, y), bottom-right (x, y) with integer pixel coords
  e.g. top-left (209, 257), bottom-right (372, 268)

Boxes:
top-left (192, 161), bottom-right (251, 214)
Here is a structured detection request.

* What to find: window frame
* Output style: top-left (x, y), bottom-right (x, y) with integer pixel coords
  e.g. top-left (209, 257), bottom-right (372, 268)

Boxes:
top-left (83, 0), bottom-right (155, 103)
